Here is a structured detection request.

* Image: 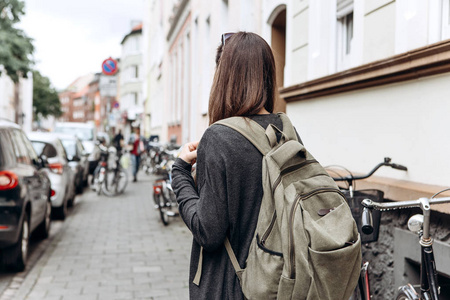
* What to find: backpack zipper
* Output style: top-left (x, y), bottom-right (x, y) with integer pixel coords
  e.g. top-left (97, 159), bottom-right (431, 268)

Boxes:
top-left (261, 159), bottom-right (318, 245)
top-left (287, 188), bottom-right (346, 279)
top-left (271, 159), bottom-right (318, 193)
top-left (260, 211), bottom-right (277, 246)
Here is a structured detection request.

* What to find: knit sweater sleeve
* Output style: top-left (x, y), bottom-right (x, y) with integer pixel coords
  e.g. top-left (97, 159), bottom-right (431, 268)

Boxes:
top-left (172, 126), bottom-right (229, 252)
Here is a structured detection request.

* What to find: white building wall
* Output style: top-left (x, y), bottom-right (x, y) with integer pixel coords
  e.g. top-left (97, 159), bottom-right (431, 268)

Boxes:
top-left (287, 72), bottom-right (450, 187)
top-left (0, 66), bottom-right (33, 130)
top-left (0, 67), bottom-right (16, 123)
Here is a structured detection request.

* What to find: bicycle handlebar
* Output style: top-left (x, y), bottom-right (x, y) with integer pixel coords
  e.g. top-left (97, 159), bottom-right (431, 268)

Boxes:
top-left (332, 157), bottom-right (407, 182)
top-left (361, 196), bottom-right (450, 235)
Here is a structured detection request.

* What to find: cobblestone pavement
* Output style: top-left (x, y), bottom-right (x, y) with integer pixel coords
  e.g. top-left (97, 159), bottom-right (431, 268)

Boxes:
top-left (1, 172), bottom-right (192, 300)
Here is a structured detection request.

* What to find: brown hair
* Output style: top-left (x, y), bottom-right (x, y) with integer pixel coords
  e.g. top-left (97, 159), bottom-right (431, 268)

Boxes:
top-left (208, 32), bottom-right (277, 125)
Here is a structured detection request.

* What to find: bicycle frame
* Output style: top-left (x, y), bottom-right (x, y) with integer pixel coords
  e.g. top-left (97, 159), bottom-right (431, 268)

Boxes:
top-left (362, 196), bottom-right (450, 299)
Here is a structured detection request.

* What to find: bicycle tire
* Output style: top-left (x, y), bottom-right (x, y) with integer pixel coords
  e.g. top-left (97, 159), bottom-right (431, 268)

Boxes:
top-left (96, 179), bottom-right (102, 195)
top-left (156, 194), bottom-right (169, 226)
top-left (102, 169), bottom-right (128, 197)
top-left (395, 284), bottom-right (420, 300)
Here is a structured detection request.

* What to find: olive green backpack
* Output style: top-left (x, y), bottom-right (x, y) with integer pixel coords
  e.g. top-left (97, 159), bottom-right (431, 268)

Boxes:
top-left (216, 113), bottom-right (361, 300)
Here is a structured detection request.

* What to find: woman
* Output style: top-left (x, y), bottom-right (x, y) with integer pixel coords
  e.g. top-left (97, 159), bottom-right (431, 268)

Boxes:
top-left (172, 32), bottom-right (285, 299)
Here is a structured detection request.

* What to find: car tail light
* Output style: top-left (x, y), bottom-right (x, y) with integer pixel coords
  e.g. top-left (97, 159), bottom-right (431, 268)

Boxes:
top-left (100, 161), bottom-right (107, 167)
top-left (0, 171), bottom-right (18, 191)
top-left (49, 163), bottom-right (64, 174)
top-left (0, 225), bottom-right (10, 230)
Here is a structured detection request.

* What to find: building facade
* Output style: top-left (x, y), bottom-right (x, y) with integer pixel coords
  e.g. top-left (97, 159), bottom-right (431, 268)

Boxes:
top-left (119, 23), bottom-right (144, 141)
top-left (58, 73), bottom-right (95, 124)
top-left (144, 0), bottom-right (450, 297)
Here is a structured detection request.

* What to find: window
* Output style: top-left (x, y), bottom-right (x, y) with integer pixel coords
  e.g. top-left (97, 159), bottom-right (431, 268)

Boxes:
top-left (336, 0), bottom-right (354, 71)
top-left (10, 129), bottom-right (31, 165)
top-left (442, 0), bottom-right (450, 40)
top-left (132, 92), bottom-right (138, 105)
top-left (130, 65), bottom-right (139, 79)
top-left (19, 131), bottom-right (38, 162)
top-left (0, 130), bottom-right (15, 166)
top-left (31, 142), bottom-right (57, 158)
top-left (344, 12), bottom-right (353, 54)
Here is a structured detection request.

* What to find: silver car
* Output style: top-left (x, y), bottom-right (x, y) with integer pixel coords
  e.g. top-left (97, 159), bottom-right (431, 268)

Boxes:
top-left (27, 132), bottom-right (75, 220)
top-left (55, 133), bottom-right (90, 194)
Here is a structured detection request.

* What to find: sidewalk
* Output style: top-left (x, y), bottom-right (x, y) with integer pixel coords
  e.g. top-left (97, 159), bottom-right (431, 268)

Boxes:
top-left (9, 173), bottom-right (192, 300)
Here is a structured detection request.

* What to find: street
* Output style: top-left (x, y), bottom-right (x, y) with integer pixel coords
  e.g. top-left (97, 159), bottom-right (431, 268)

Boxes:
top-left (0, 172), bottom-right (192, 300)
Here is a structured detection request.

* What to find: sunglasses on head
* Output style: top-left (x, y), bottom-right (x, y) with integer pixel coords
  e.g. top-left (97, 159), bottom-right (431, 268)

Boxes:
top-left (221, 32), bottom-right (235, 46)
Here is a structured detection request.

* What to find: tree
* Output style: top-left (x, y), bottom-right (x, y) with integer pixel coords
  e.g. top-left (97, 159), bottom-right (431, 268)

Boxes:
top-left (0, 0), bottom-right (34, 82)
top-left (32, 70), bottom-right (62, 122)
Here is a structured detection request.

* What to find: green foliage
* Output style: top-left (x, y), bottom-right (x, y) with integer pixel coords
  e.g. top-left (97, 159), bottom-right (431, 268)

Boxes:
top-left (0, 0), bottom-right (34, 82)
top-left (32, 70), bottom-right (62, 120)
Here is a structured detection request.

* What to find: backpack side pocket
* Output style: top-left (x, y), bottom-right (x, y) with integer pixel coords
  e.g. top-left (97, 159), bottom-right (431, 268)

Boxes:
top-left (240, 236), bottom-right (284, 300)
top-left (307, 236), bottom-right (361, 300)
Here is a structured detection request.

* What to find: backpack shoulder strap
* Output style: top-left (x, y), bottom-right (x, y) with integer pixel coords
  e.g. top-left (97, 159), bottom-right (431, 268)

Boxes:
top-left (214, 117), bottom-right (272, 155)
top-left (277, 112), bottom-right (298, 142)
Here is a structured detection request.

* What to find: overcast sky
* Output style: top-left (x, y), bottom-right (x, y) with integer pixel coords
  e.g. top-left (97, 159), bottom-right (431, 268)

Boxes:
top-left (19, 0), bottom-right (146, 90)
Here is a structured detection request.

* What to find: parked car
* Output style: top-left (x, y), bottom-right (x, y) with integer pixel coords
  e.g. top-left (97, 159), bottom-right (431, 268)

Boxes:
top-left (27, 132), bottom-right (75, 220)
top-left (54, 122), bottom-right (100, 175)
top-left (0, 120), bottom-right (52, 271)
top-left (55, 133), bottom-right (89, 194)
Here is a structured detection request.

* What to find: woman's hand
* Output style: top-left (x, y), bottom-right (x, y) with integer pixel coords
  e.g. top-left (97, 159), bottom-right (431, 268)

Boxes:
top-left (179, 141), bottom-right (199, 165)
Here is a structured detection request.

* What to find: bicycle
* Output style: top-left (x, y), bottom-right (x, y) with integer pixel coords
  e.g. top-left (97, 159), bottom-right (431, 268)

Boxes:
top-left (326, 157), bottom-right (408, 300)
top-left (92, 143), bottom-right (109, 195)
top-left (152, 147), bottom-right (180, 225)
top-left (93, 146), bottom-right (128, 197)
top-left (361, 189), bottom-right (450, 299)
top-left (101, 149), bottom-right (128, 197)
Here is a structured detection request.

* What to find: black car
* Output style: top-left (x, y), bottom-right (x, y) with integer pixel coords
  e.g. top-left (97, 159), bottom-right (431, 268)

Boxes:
top-left (0, 120), bottom-right (52, 271)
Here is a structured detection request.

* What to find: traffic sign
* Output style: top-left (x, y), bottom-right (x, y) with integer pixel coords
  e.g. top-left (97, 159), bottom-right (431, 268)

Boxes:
top-left (102, 57), bottom-right (118, 75)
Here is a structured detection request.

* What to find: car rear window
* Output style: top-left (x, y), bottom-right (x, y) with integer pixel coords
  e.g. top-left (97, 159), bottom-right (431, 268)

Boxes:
top-left (31, 141), bottom-right (58, 158)
top-left (0, 130), bottom-right (7, 166)
top-left (54, 127), bottom-right (93, 141)
top-left (60, 139), bottom-right (76, 158)
top-left (0, 130), bottom-right (17, 167)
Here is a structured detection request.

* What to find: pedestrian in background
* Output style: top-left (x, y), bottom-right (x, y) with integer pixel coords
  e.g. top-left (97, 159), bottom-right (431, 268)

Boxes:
top-left (113, 129), bottom-right (124, 152)
top-left (129, 127), bottom-right (144, 182)
top-left (172, 32), bottom-right (282, 299)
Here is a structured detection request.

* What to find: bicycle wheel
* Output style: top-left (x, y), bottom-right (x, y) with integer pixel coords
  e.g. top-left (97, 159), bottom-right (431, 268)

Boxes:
top-left (396, 284), bottom-right (420, 300)
top-left (115, 169), bottom-right (128, 194)
top-left (102, 168), bottom-right (128, 197)
top-left (156, 194), bottom-right (169, 226)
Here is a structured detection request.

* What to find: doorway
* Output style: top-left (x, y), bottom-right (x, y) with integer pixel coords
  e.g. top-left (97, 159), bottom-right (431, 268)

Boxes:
top-left (271, 8), bottom-right (286, 113)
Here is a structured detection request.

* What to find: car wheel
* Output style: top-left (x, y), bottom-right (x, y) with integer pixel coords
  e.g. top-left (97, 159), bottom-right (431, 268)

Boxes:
top-left (53, 198), bottom-right (68, 220)
top-left (35, 200), bottom-right (52, 239)
top-left (2, 212), bottom-right (29, 272)
top-left (75, 179), bottom-right (83, 195)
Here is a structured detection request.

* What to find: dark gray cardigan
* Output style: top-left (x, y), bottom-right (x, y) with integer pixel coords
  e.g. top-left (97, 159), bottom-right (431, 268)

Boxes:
top-left (172, 114), bottom-right (284, 300)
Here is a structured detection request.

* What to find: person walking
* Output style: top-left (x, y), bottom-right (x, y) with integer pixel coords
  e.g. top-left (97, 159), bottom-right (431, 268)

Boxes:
top-left (112, 130), bottom-right (124, 152)
top-left (172, 32), bottom-right (288, 299)
top-left (129, 127), bottom-right (144, 182)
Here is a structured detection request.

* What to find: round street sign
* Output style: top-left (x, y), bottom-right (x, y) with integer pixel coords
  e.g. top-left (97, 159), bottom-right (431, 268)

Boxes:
top-left (102, 57), bottom-right (118, 75)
